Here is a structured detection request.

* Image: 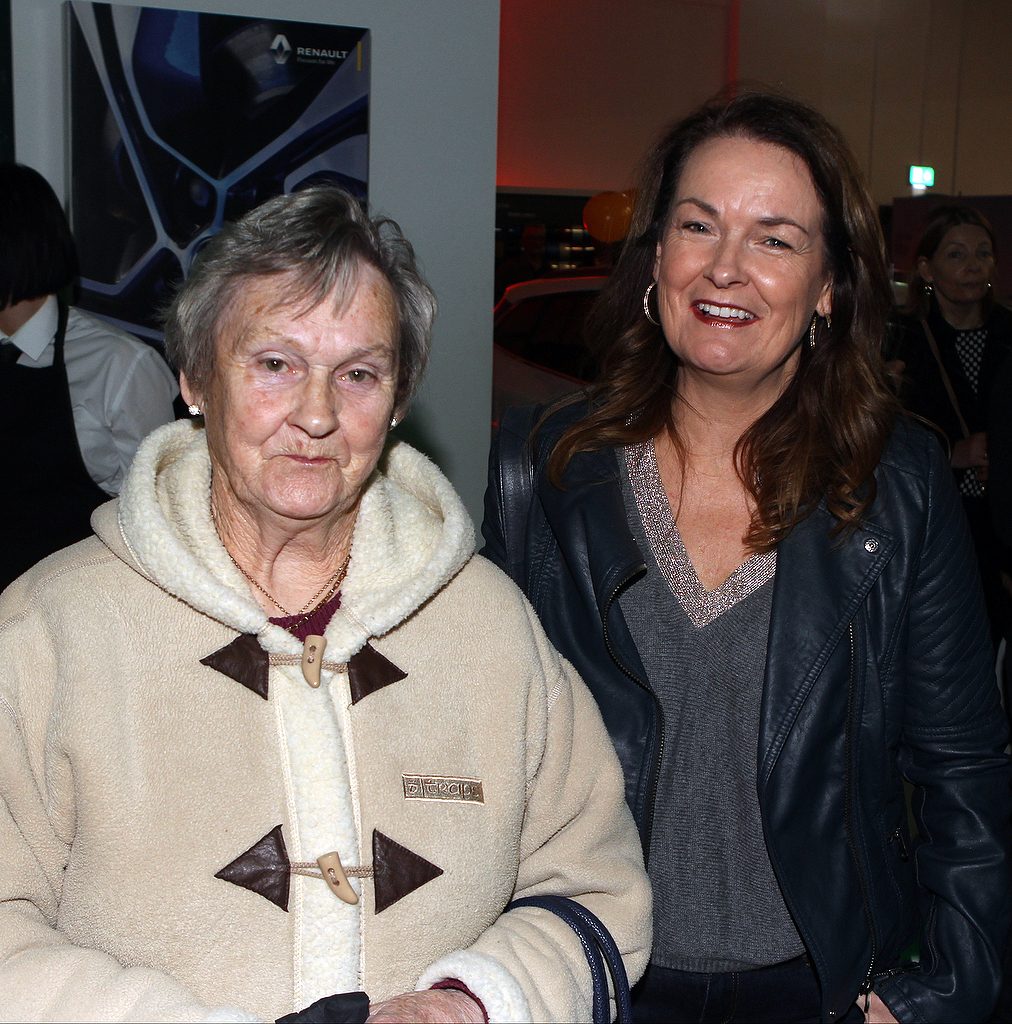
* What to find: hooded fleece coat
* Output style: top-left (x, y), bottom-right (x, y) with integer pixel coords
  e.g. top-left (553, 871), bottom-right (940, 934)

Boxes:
top-left (0, 420), bottom-right (650, 1023)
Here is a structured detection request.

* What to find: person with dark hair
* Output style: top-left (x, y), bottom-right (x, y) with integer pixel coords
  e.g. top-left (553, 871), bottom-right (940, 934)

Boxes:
top-left (483, 92), bottom-right (1010, 1021)
top-left (0, 185), bottom-right (650, 1022)
top-left (0, 162), bottom-right (177, 590)
top-left (889, 205), bottom-right (1012, 646)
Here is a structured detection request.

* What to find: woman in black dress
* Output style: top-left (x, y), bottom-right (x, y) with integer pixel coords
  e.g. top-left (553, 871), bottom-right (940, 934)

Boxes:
top-left (891, 204), bottom-right (1012, 645)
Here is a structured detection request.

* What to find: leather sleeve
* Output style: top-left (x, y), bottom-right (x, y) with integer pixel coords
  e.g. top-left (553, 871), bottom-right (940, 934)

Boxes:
top-left (479, 420), bottom-right (510, 574)
top-left (479, 404), bottom-right (544, 593)
top-left (877, 438), bottom-right (1012, 1022)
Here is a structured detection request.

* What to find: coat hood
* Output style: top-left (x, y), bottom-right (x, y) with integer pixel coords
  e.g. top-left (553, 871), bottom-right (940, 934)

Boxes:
top-left (94, 419), bottom-right (475, 662)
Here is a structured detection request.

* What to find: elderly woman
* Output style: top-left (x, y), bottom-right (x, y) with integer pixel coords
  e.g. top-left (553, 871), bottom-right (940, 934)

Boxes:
top-left (483, 93), bottom-right (1010, 1022)
top-left (0, 186), bottom-right (650, 1023)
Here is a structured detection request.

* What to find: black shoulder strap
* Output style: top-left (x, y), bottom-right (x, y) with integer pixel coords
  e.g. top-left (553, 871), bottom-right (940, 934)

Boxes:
top-left (920, 317), bottom-right (971, 439)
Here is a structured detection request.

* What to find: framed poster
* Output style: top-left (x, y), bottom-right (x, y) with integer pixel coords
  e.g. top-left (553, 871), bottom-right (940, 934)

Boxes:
top-left (67, 2), bottom-right (370, 340)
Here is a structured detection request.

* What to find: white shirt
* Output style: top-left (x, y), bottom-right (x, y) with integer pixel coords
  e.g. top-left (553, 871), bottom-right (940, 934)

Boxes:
top-left (2, 296), bottom-right (179, 495)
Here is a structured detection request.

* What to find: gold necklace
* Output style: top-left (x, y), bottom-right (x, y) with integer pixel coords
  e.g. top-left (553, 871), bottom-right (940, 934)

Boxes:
top-left (282, 554), bottom-right (351, 632)
top-left (227, 549), bottom-right (350, 624)
top-left (211, 505), bottom-right (351, 623)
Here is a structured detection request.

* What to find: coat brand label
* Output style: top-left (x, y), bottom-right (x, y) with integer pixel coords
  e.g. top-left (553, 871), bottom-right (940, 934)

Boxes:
top-left (402, 774), bottom-right (484, 804)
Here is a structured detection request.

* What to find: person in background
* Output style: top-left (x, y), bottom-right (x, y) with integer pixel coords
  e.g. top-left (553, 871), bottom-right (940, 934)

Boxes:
top-left (483, 92), bottom-right (1010, 1022)
top-left (0, 185), bottom-right (650, 1023)
top-left (0, 162), bottom-right (177, 590)
top-left (889, 205), bottom-right (1012, 647)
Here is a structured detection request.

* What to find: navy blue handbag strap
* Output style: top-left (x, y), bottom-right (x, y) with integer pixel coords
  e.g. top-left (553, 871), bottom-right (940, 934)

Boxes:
top-left (556, 899), bottom-right (633, 1023)
top-left (506, 895), bottom-right (632, 1023)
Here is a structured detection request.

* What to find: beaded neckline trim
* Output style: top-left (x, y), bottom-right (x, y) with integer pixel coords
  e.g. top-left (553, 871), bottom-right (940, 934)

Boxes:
top-left (624, 440), bottom-right (776, 629)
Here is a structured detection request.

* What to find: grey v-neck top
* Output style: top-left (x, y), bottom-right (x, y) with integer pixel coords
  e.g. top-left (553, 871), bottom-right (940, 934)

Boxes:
top-left (618, 442), bottom-right (803, 972)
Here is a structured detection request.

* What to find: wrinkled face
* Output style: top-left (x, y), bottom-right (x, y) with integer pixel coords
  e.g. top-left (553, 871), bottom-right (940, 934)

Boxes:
top-left (653, 135), bottom-right (832, 391)
top-left (920, 224), bottom-right (995, 310)
top-left (182, 265), bottom-right (399, 529)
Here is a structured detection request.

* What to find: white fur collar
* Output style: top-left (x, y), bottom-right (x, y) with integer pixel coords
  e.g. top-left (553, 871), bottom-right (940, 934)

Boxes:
top-left (101, 420), bottom-right (475, 661)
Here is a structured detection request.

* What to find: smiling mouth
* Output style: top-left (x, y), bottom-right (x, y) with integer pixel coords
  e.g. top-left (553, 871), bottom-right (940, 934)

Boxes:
top-left (693, 301), bottom-right (756, 323)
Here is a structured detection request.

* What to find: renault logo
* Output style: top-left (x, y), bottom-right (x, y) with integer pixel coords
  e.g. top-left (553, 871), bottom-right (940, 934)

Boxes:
top-left (270, 34), bottom-right (292, 64)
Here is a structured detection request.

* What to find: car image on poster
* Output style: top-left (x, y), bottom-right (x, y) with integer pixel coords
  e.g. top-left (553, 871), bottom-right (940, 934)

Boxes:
top-left (67, 2), bottom-right (370, 342)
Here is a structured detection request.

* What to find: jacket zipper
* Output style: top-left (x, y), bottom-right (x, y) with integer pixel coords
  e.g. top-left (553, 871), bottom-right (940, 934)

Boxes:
top-left (844, 620), bottom-right (877, 1010)
top-left (601, 566), bottom-right (664, 858)
top-left (887, 827), bottom-right (910, 861)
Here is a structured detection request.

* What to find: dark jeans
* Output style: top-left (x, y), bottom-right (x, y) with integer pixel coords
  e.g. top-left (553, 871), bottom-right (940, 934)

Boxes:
top-left (632, 957), bottom-right (866, 1024)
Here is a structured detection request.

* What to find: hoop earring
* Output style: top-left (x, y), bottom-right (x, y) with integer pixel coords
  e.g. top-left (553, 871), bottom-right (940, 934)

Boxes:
top-left (643, 282), bottom-right (660, 326)
top-left (187, 404), bottom-right (202, 416)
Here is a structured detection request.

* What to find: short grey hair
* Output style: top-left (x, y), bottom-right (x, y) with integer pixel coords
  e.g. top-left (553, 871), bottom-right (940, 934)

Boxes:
top-left (164, 185), bottom-right (436, 408)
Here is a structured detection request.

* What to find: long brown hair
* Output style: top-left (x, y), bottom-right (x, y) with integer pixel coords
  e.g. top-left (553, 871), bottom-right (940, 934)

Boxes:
top-left (548, 91), bottom-right (899, 550)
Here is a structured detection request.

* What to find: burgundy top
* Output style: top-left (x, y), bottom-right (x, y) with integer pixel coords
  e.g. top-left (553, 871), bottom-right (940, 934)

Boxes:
top-left (268, 590), bottom-right (342, 641)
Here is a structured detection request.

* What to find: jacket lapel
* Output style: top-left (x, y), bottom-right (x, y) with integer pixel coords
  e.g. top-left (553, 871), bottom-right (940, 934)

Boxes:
top-left (758, 506), bottom-right (896, 787)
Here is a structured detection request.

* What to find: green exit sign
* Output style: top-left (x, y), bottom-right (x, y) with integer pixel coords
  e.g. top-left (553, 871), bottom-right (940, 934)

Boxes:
top-left (909, 165), bottom-right (935, 188)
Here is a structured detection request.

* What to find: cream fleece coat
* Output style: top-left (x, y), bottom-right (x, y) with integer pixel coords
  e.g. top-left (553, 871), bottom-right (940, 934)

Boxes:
top-left (0, 421), bottom-right (650, 1023)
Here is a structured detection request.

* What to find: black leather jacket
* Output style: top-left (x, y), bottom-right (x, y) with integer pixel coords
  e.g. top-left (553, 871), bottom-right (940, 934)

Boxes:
top-left (481, 401), bottom-right (1011, 1022)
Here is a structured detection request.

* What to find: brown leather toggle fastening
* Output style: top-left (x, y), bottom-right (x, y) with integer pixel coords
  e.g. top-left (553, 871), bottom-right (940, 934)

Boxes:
top-left (316, 851), bottom-right (360, 904)
top-left (302, 634), bottom-right (327, 688)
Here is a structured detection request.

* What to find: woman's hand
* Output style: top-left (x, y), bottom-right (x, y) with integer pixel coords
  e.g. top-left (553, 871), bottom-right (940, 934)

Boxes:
top-left (951, 431), bottom-right (988, 480)
top-left (367, 989), bottom-right (485, 1023)
top-left (865, 991), bottom-right (899, 1023)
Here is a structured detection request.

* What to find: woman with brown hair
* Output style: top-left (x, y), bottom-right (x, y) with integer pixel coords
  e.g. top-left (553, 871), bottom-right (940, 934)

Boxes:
top-left (483, 93), bottom-right (1010, 1022)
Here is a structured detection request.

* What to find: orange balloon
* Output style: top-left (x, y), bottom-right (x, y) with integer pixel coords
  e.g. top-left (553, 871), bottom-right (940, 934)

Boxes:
top-left (583, 190), bottom-right (634, 243)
